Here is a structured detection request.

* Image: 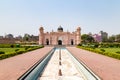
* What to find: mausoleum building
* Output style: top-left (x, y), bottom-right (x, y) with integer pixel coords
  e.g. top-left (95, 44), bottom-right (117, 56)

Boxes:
top-left (39, 26), bottom-right (81, 46)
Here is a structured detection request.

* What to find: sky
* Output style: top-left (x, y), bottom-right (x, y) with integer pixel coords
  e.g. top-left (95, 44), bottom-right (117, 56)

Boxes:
top-left (0, 0), bottom-right (120, 37)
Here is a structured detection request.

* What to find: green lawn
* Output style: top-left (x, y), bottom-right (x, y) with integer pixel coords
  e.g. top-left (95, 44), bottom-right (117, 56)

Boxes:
top-left (0, 45), bottom-right (44, 60)
top-left (0, 48), bottom-right (25, 54)
top-left (96, 48), bottom-right (120, 54)
top-left (77, 46), bottom-right (120, 60)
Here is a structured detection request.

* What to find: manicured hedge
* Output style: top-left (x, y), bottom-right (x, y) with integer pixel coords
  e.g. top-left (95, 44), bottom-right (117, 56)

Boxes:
top-left (0, 51), bottom-right (5, 54)
top-left (0, 44), bottom-right (21, 48)
top-left (0, 44), bottom-right (12, 48)
top-left (0, 53), bottom-right (17, 59)
top-left (78, 43), bottom-right (120, 48)
top-left (116, 51), bottom-right (120, 54)
top-left (0, 45), bottom-right (44, 60)
top-left (77, 46), bottom-right (120, 60)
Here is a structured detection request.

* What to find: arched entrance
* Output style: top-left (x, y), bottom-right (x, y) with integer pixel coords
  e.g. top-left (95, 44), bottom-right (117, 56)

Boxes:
top-left (58, 36), bottom-right (63, 45)
top-left (58, 40), bottom-right (62, 45)
top-left (46, 39), bottom-right (49, 45)
top-left (71, 39), bottom-right (74, 45)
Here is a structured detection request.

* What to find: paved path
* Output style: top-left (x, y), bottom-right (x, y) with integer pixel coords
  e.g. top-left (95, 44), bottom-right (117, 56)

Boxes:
top-left (67, 47), bottom-right (120, 80)
top-left (0, 47), bottom-right (53, 80)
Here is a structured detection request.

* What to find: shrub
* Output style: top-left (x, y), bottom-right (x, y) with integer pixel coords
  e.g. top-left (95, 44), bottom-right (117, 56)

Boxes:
top-left (15, 49), bottom-right (19, 52)
top-left (94, 44), bottom-right (99, 48)
top-left (10, 44), bottom-right (14, 48)
top-left (0, 54), bottom-right (6, 59)
top-left (16, 44), bottom-right (20, 48)
top-left (27, 48), bottom-right (32, 51)
top-left (77, 45), bottom-right (120, 60)
top-left (0, 51), bottom-right (5, 54)
top-left (16, 51), bottom-right (25, 54)
top-left (77, 43), bottom-right (82, 46)
top-left (0, 44), bottom-right (11, 48)
top-left (0, 53), bottom-right (17, 60)
top-left (25, 46), bottom-right (30, 50)
top-left (0, 45), bottom-right (44, 60)
top-left (100, 49), bottom-right (105, 52)
top-left (116, 51), bottom-right (120, 54)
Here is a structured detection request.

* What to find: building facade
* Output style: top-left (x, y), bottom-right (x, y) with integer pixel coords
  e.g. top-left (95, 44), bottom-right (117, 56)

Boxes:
top-left (39, 26), bottom-right (81, 46)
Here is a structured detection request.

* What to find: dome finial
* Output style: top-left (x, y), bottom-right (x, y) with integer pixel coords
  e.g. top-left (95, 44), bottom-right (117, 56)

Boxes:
top-left (58, 25), bottom-right (63, 32)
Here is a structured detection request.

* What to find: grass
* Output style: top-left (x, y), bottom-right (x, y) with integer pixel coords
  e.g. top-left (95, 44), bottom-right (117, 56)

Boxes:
top-left (95, 48), bottom-right (120, 54)
top-left (0, 48), bottom-right (25, 54)
top-left (77, 46), bottom-right (120, 60)
top-left (0, 44), bottom-right (44, 60)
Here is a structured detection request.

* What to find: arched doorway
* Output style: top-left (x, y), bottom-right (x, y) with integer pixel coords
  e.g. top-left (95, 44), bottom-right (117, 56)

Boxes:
top-left (58, 40), bottom-right (62, 45)
top-left (46, 39), bottom-right (49, 45)
top-left (58, 37), bottom-right (62, 45)
top-left (71, 39), bottom-right (74, 45)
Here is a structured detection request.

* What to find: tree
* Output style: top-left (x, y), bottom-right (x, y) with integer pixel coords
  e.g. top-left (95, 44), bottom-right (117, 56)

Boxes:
top-left (81, 34), bottom-right (94, 43)
top-left (108, 35), bottom-right (115, 42)
top-left (23, 34), bottom-right (30, 41)
top-left (116, 34), bottom-right (120, 42)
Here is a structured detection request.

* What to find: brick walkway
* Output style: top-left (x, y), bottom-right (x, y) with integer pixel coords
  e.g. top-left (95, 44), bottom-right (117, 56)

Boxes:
top-left (67, 47), bottom-right (120, 80)
top-left (0, 47), bottom-right (53, 80)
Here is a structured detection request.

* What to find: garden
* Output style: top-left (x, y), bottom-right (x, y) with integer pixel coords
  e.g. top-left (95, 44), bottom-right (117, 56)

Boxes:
top-left (77, 43), bottom-right (120, 60)
top-left (0, 44), bottom-right (44, 60)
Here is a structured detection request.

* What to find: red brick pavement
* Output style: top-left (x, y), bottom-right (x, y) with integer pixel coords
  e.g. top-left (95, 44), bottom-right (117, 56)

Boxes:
top-left (0, 47), bottom-right (53, 80)
top-left (67, 47), bottom-right (120, 80)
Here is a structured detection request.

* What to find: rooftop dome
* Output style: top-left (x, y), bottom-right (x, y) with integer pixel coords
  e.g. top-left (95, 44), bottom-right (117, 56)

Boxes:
top-left (58, 26), bottom-right (63, 32)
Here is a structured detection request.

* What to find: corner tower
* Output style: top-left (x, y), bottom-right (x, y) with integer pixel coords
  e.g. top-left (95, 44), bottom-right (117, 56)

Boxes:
top-left (76, 27), bottom-right (81, 44)
top-left (39, 26), bottom-right (44, 45)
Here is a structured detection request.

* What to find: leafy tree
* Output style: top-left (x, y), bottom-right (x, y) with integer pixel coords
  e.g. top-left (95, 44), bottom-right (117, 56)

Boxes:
top-left (23, 34), bottom-right (30, 41)
top-left (102, 37), bottom-right (108, 42)
top-left (81, 34), bottom-right (94, 43)
top-left (108, 35), bottom-right (115, 42)
top-left (116, 34), bottom-right (120, 42)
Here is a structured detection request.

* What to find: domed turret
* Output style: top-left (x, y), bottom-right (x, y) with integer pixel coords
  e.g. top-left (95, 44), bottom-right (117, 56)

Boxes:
top-left (39, 26), bottom-right (44, 34)
top-left (58, 25), bottom-right (63, 32)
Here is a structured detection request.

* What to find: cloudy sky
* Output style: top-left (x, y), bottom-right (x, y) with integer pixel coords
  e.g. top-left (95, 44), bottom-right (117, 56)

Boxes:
top-left (0, 0), bottom-right (120, 37)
